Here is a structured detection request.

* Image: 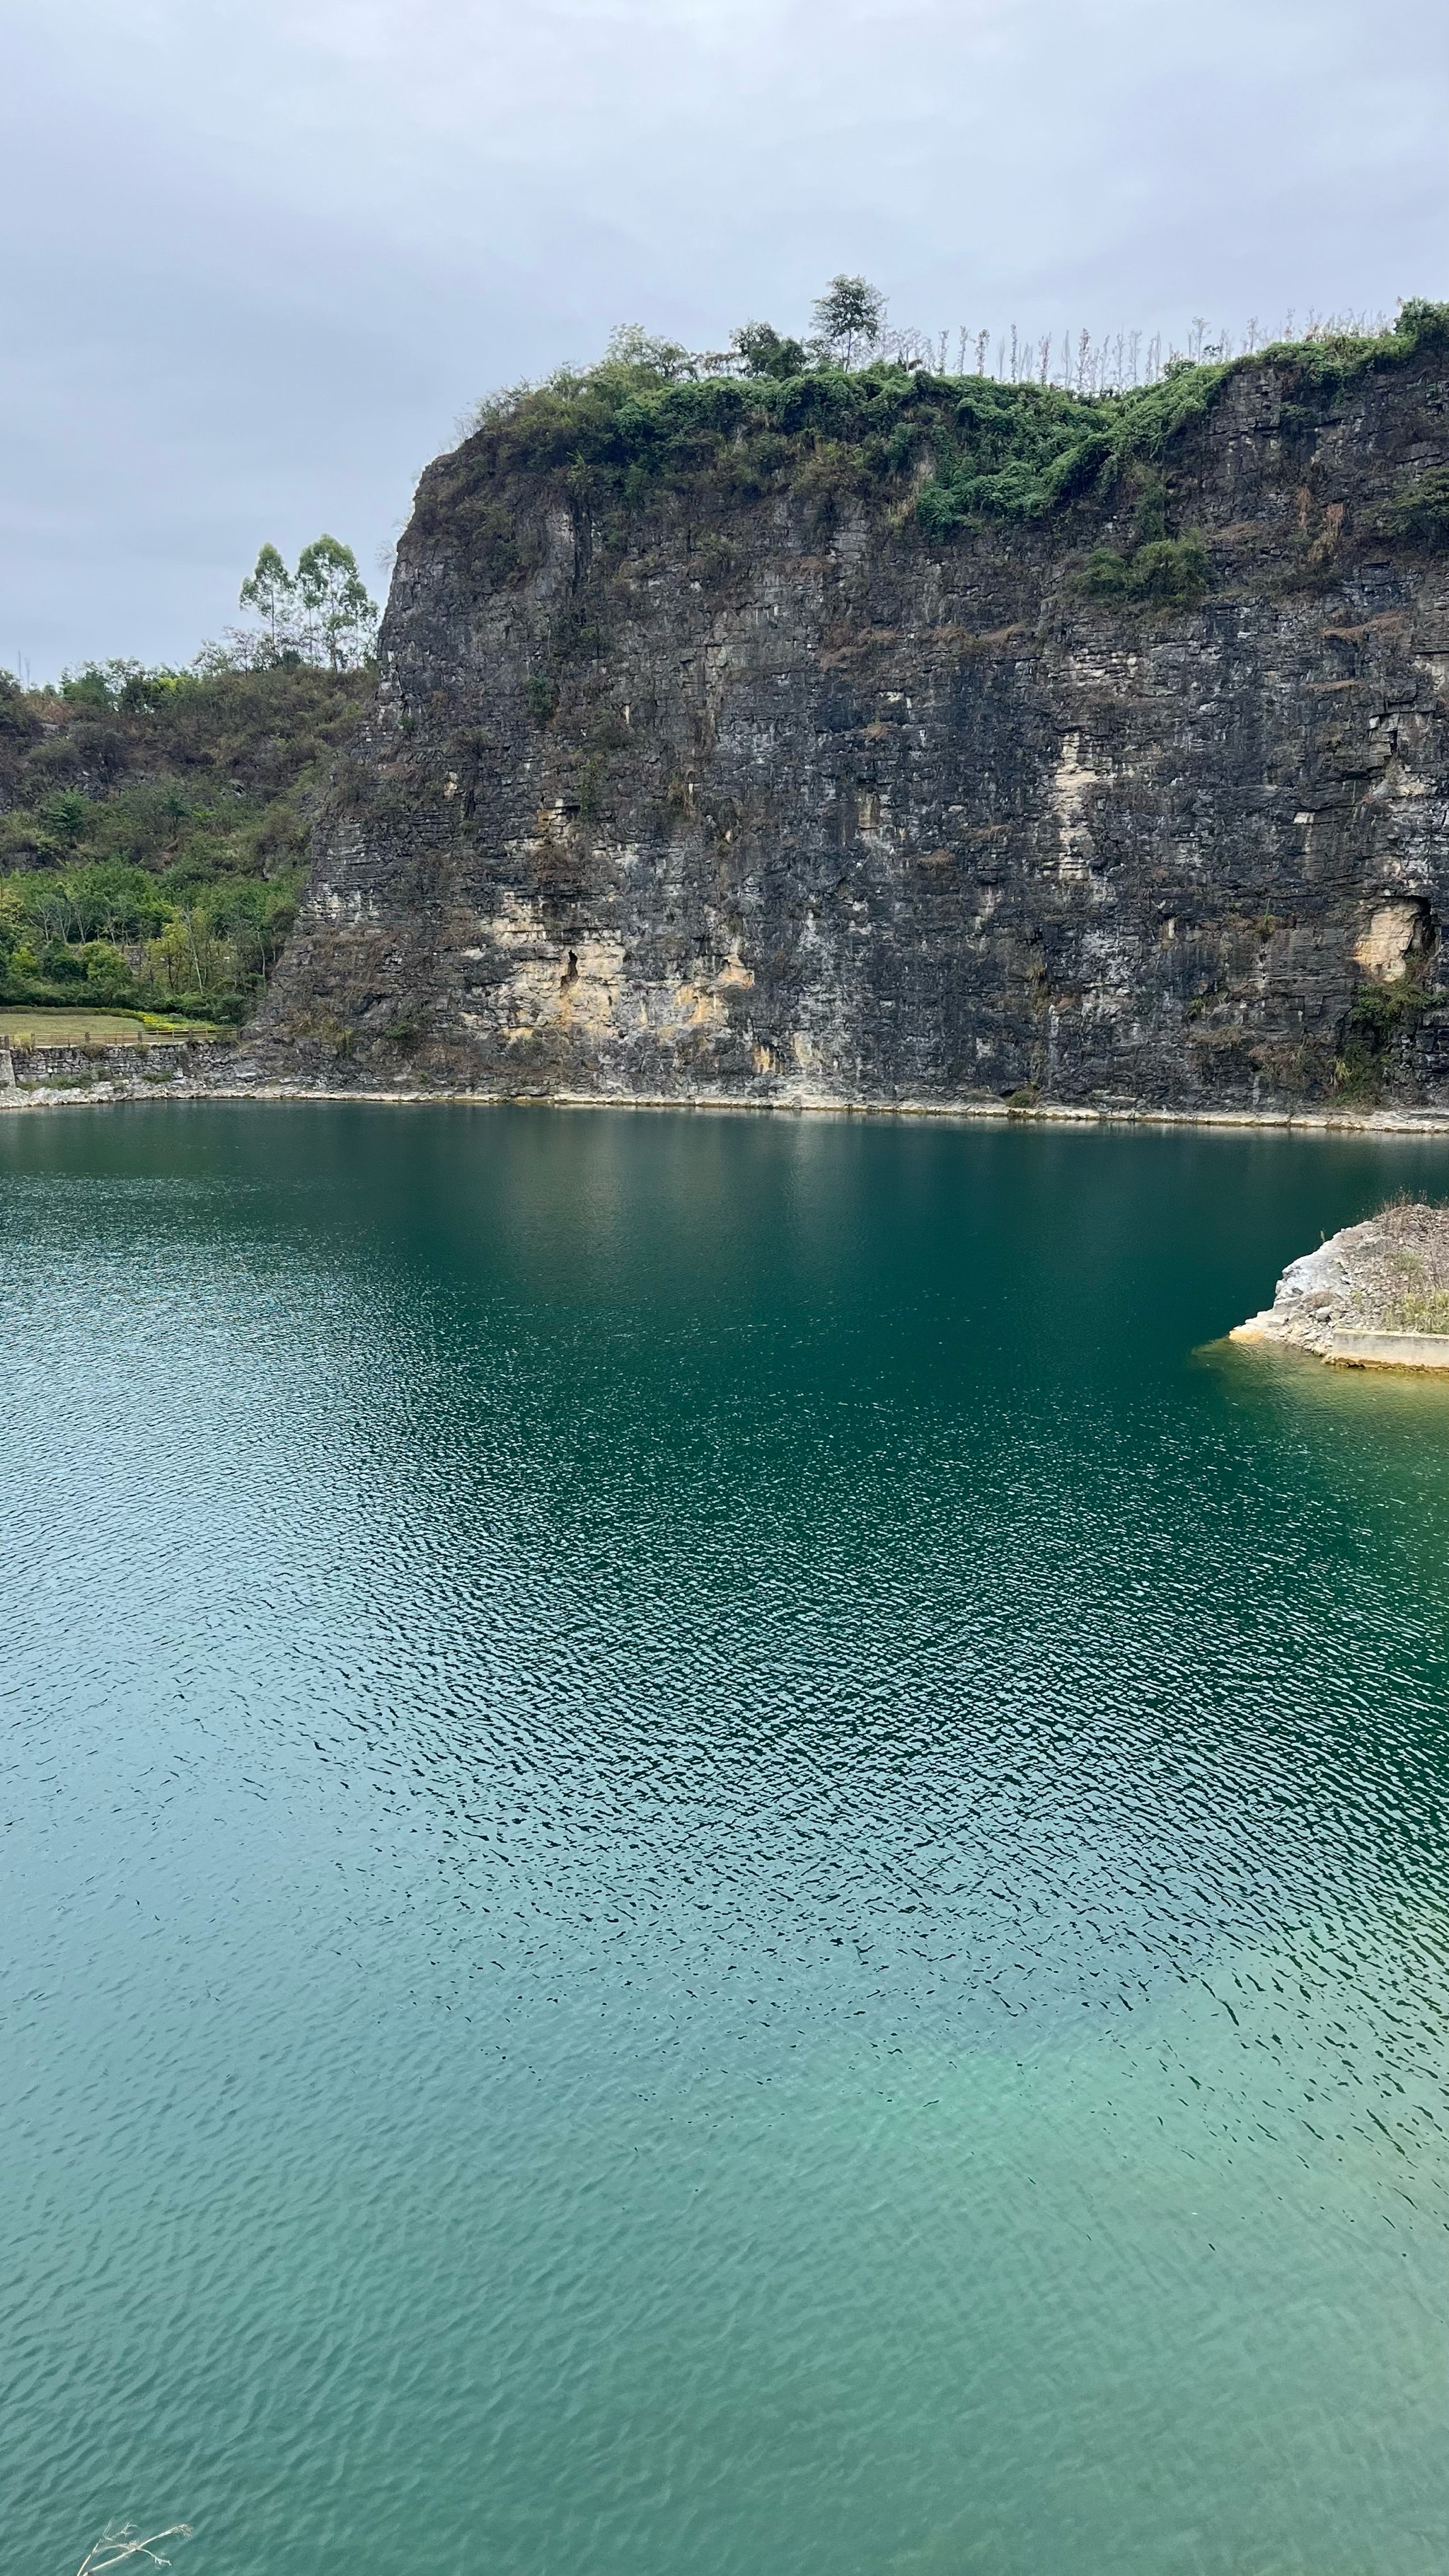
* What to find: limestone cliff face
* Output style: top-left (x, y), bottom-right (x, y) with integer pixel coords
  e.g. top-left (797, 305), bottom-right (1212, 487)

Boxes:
top-left (254, 351), bottom-right (1449, 1110)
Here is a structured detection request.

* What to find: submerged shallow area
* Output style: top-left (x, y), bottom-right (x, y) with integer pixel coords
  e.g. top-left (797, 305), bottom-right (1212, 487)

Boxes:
top-left (4, 1105), bottom-right (1448, 2576)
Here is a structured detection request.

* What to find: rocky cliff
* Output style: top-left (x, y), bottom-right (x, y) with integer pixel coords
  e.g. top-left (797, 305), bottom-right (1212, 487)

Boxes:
top-left (253, 326), bottom-right (1449, 1112)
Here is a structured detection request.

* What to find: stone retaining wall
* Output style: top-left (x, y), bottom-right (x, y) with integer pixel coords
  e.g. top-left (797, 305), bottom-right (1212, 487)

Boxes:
top-left (0, 1042), bottom-right (237, 1094)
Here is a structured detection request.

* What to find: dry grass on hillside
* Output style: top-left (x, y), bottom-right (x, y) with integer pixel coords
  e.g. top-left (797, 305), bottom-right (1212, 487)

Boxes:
top-left (1355, 1198), bottom-right (1449, 1331)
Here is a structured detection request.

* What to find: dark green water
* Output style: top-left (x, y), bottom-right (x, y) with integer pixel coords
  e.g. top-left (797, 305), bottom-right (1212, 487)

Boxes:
top-left (4, 1104), bottom-right (1448, 2576)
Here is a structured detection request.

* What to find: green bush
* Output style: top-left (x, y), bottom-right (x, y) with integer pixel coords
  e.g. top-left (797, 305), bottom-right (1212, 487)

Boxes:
top-left (1391, 298), bottom-right (1449, 352)
top-left (1374, 464), bottom-right (1449, 550)
top-left (1128, 533), bottom-right (1211, 602)
top-left (82, 944), bottom-right (138, 1003)
top-left (1077, 529), bottom-right (1210, 604)
top-left (1383, 1286), bottom-right (1449, 1332)
top-left (1348, 978), bottom-right (1433, 1050)
top-left (59, 667), bottom-right (115, 710)
top-left (1133, 478), bottom-right (1169, 543)
top-left (1079, 546), bottom-right (1130, 597)
top-left (440, 353), bottom-right (1173, 547)
top-left (0, 671), bottom-right (36, 740)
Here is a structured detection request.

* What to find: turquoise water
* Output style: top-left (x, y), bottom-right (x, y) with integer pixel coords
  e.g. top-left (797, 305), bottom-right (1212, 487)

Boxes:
top-left (3, 1103), bottom-right (1448, 2576)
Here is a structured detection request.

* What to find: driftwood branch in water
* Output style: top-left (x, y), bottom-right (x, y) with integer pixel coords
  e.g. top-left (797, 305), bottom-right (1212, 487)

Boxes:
top-left (76, 2526), bottom-right (194, 2576)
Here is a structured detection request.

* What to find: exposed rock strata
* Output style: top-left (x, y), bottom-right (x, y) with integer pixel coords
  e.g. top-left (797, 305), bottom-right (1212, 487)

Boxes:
top-left (253, 354), bottom-right (1449, 1110)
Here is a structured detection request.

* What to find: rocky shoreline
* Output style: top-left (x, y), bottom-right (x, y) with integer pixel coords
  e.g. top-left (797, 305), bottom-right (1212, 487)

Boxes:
top-left (13, 1041), bottom-right (1449, 1137)
top-left (1232, 1200), bottom-right (1449, 1366)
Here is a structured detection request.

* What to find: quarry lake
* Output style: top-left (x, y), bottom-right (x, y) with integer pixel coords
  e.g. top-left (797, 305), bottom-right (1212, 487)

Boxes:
top-left (5, 1103), bottom-right (1449, 2576)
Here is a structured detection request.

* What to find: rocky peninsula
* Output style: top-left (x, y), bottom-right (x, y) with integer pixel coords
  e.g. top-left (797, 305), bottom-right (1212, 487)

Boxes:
top-left (1232, 1198), bottom-right (1449, 1365)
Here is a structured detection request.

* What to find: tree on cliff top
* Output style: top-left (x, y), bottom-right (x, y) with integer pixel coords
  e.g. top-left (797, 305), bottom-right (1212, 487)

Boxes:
top-left (812, 275), bottom-right (886, 369)
top-left (603, 324), bottom-right (698, 380)
top-left (729, 321), bottom-right (809, 379)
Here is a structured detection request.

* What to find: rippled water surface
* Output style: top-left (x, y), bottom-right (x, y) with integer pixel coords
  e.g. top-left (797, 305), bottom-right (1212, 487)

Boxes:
top-left (4, 1104), bottom-right (1448, 2576)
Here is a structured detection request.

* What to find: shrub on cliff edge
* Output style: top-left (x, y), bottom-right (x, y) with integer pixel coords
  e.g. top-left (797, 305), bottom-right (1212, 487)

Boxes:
top-left (1375, 464), bottom-right (1449, 551)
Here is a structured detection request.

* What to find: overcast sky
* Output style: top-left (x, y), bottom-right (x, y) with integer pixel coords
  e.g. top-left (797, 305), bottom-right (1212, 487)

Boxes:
top-left (4, 0), bottom-right (1447, 674)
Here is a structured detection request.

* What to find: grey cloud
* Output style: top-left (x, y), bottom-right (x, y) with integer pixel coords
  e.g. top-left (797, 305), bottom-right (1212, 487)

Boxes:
top-left (3, 0), bottom-right (1445, 669)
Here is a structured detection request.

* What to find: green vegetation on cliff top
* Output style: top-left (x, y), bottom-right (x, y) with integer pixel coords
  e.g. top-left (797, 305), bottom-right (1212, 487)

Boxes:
top-left (437, 297), bottom-right (1449, 551)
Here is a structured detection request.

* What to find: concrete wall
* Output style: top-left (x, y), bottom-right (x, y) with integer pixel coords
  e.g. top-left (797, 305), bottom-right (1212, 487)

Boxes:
top-left (1329, 1328), bottom-right (1449, 1369)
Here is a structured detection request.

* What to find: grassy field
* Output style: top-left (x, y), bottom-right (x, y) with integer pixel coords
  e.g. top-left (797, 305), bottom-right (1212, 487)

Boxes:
top-left (0, 1008), bottom-right (221, 1045)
